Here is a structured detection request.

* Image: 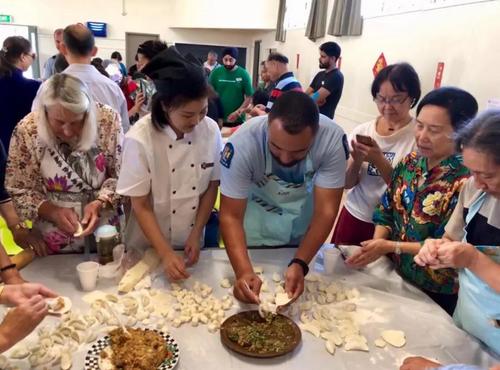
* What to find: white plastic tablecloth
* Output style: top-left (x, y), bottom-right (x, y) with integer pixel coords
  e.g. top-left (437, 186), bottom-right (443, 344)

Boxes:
top-left (3, 246), bottom-right (498, 369)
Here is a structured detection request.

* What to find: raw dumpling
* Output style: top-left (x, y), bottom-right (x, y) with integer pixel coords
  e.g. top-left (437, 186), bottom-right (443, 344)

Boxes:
top-left (381, 330), bottom-right (406, 348)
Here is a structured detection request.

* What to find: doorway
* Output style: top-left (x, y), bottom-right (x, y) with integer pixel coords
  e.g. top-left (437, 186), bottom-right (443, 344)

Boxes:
top-left (125, 32), bottom-right (160, 69)
top-left (252, 40), bottom-right (261, 88)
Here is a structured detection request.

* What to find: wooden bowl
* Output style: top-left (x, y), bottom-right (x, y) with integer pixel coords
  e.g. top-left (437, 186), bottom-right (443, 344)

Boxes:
top-left (220, 310), bottom-right (301, 358)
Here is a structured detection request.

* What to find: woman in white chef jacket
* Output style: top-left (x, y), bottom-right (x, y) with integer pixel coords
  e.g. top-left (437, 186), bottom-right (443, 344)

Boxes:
top-left (117, 47), bottom-right (223, 281)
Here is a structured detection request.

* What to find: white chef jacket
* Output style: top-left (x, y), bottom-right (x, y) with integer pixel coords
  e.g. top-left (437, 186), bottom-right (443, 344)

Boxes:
top-left (117, 114), bottom-right (223, 250)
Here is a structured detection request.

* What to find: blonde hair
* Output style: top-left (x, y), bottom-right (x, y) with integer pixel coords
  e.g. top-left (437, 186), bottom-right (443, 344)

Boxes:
top-left (37, 73), bottom-right (97, 151)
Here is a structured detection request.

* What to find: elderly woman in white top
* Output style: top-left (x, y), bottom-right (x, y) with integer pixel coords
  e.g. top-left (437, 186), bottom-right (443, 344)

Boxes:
top-left (6, 73), bottom-right (123, 254)
top-left (117, 47), bottom-right (222, 281)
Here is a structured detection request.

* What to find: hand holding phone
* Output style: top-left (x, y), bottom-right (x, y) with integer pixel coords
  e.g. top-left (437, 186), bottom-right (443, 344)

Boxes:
top-left (356, 134), bottom-right (373, 146)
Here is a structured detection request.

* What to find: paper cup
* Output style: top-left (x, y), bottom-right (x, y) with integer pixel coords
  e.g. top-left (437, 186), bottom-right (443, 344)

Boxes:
top-left (323, 247), bottom-right (341, 275)
top-left (76, 261), bottom-right (99, 291)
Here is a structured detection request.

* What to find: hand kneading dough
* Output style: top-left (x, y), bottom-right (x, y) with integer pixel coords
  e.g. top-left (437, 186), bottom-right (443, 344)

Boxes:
top-left (381, 330), bottom-right (406, 348)
top-left (118, 249), bottom-right (160, 293)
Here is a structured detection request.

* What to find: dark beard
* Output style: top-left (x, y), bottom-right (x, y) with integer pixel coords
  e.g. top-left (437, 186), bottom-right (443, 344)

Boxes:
top-left (224, 64), bottom-right (235, 70)
top-left (319, 62), bottom-right (330, 69)
top-left (271, 152), bottom-right (301, 168)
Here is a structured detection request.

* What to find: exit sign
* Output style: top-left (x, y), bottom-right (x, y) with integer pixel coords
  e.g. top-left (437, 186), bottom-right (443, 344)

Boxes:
top-left (0, 15), bottom-right (13, 23)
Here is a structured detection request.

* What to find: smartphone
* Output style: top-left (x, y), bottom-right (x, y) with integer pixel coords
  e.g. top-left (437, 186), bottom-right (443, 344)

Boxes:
top-left (356, 134), bottom-right (373, 146)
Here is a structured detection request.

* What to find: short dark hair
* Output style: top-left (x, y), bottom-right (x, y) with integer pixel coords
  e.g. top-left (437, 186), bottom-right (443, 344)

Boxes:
top-left (252, 89), bottom-right (269, 106)
top-left (371, 62), bottom-right (421, 108)
top-left (90, 57), bottom-right (109, 78)
top-left (151, 75), bottom-right (209, 131)
top-left (268, 91), bottom-right (319, 135)
top-left (63, 24), bottom-right (95, 57)
top-left (137, 40), bottom-right (167, 61)
top-left (0, 36), bottom-right (32, 78)
top-left (456, 109), bottom-right (500, 165)
top-left (416, 87), bottom-right (478, 132)
top-left (111, 51), bottom-right (122, 61)
top-left (267, 52), bottom-right (289, 64)
top-left (319, 42), bottom-right (341, 58)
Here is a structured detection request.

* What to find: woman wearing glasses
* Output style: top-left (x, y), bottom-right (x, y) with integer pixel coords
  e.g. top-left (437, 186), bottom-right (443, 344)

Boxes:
top-left (0, 36), bottom-right (40, 150)
top-left (346, 87), bottom-right (478, 315)
top-left (332, 63), bottom-right (421, 246)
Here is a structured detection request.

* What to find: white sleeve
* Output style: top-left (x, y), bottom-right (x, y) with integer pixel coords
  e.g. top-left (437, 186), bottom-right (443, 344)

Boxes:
top-left (116, 136), bottom-right (151, 196)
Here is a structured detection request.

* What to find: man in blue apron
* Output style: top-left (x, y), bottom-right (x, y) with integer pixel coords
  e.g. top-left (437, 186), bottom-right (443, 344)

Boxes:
top-left (220, 91), bottom-right (348, 304)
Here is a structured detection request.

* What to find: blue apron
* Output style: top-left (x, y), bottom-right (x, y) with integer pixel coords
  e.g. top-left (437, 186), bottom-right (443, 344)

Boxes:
top-left (453, 191), bottom-right (500, 355)
top-left (243, 146), bottom-right (315, 246)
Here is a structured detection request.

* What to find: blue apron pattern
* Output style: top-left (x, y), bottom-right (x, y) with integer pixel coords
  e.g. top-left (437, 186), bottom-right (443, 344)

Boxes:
top-left (453, 191), bottom-right (500, 356)
top-left (243, 144), bottom-right (315, 246)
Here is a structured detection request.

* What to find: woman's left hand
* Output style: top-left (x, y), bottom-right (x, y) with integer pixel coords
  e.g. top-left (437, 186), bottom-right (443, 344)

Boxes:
top-left (81, 200), bottom-right (103, 237)
top-left (399, 356), bottom-right (441, 370)
top-left (184, 232), bottom-right (201, 267)
top-left (345, 239), bottom-right (393, 268)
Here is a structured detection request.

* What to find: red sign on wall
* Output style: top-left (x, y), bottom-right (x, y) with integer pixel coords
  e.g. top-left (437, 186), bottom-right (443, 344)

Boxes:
top-left (434, 62), bottom-right (445, 89)
top-left (372, 53), bottom-right (387, 77)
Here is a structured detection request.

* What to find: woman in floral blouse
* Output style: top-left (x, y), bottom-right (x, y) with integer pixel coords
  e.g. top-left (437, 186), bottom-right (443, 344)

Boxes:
top-left (6, 74), bottom-right (123, 254)
top-left (346, 87), bottom-right (478, 315)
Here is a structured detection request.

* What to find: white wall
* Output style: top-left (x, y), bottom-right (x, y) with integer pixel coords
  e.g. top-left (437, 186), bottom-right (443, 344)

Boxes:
top-left (170, 0), bottom-right (278, 29)
top-left (254, 0), bottom-right (500, 132)
top-left (0, 0), bottom-right (261, 74)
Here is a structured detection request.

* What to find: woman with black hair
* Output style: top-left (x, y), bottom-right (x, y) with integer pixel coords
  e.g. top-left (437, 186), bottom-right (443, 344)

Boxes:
top-left (117, 47), bottom-right (223, 281)
top-left (0, 36), bottom-right (40, 149)
top-left (332, 63), bottom-right (421, 245)
top-left (346, 87), bottom-right (478, 315)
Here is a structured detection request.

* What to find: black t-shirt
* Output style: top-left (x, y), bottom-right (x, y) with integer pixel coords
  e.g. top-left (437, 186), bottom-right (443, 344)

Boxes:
top-left (310, 68), bottom-right (344, 119)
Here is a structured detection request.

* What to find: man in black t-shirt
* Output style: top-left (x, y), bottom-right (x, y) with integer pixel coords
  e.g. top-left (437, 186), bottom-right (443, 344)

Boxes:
top-left (306, 42), bottom-right (344, 119)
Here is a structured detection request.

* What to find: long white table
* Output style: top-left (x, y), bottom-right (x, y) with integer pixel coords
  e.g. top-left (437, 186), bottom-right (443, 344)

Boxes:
top-left (3, 246), bottom-right (498, 369)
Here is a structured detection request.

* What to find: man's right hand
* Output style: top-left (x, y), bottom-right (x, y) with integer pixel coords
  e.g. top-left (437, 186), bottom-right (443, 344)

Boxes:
top-left (233, 272), bottom-right (262, 304)
top-left (0, 295), bottom-right (48, 350)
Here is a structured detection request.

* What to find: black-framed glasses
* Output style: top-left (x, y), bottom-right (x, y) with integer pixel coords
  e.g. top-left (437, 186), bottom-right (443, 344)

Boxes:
top-left (374, 94), bottom-right (409, 106)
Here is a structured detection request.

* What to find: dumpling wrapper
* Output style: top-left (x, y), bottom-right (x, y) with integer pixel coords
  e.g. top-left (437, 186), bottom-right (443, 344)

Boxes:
top-left (275, 292), bottom-right (293, 308)
top-left (381, 330), bottom-right (406, 348)
top-left (47, 296), bottom-right (72, 315)
top-left (73, 222), bottom-right (84, 237)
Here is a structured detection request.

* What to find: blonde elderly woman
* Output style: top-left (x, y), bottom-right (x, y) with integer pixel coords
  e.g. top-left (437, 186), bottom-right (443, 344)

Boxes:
top-left (6, 73), bottom-right (123, 254)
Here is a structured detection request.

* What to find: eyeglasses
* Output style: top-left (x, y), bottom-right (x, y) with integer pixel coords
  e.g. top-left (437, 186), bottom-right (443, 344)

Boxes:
top-left (25, 52), bottom-right (36, 60)
top-left (374, 94), bottom-right (409, 106)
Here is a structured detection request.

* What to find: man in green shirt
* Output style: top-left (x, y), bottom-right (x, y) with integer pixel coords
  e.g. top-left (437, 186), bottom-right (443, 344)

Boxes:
top-left (209, 47), bottom-right (253, 127)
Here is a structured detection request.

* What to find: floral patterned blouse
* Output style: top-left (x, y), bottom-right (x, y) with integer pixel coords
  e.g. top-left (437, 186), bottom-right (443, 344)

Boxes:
top-left (373, 152), bottom-right (470, 294)
top-left (5, 103), bottom-right (123, 253)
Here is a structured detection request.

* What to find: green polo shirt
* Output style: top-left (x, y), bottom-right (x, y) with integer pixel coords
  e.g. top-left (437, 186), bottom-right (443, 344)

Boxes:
top-left (209, 66), bottom-right (254, 125)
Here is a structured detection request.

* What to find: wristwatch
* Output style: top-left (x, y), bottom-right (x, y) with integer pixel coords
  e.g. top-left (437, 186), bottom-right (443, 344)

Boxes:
top-left (288, 258), bottom-right (309, 276)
